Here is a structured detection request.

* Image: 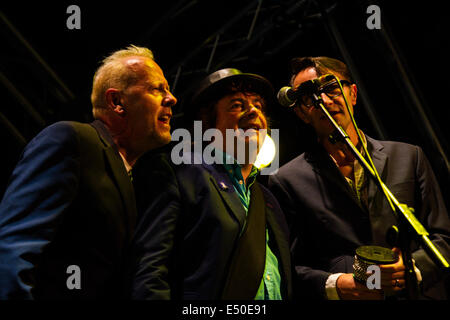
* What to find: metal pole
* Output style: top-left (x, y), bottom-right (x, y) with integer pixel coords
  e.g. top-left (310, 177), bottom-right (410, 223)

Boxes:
top-left (247, 0), bottom-right (263, 40)
top-left (0, 71), bottom-right (46, 128)
top-left (378, 23), bottom-right (450, 173)
top-left (318, 5), bottom-right (388, 140)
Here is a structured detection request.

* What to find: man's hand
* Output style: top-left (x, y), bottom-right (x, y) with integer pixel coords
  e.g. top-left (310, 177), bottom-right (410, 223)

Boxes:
top-left (379, 247), bottom-right (406, 295)
top-left (336, 273), bottom-right (383, 300)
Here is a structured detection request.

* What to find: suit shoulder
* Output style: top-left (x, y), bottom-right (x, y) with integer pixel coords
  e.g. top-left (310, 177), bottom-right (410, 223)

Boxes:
top-left (37, 121), bottom-right (76, 135)
top-left (377, 139), bottom-right (419, 151)
top-left (24, 121), bottom-right (102, 162)
top-left (272, 153), bottom-right (309, 181)
top-left (173, 162), bottom-right (213, 185)
top-left (34, 121), bottom-right (96, 143)
top-left (25, 121), bottom-right (83, 150)
top-left (41, 121), bottom-right (91, 133)
top-left (373, 138), bottom-right (422, 160)
top-left (168, 151), bottom-right (211, 175)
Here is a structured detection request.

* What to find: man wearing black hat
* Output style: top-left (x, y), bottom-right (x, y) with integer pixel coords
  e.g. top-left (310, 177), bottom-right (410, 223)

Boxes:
top-left (129, 68), bottom-right (293, 300)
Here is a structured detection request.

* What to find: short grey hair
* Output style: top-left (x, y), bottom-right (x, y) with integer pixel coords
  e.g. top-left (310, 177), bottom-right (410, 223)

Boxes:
top-left (91, 45), bottom-right (154, 118)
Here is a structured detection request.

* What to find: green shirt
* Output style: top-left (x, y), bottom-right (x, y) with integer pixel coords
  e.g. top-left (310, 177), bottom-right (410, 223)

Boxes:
top-left (330, 132), bottom-right (368, 208)
top-left (219, 150), bottom-right (282, 300)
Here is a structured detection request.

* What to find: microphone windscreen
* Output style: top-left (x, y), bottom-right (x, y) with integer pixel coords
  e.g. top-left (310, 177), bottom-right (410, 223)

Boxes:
top-left (277, 86), bottom-right (296, 107)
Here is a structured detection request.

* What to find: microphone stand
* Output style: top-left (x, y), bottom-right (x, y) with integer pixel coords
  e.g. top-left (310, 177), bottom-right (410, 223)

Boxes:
top-left (311, 93), bottom-right (450, 300)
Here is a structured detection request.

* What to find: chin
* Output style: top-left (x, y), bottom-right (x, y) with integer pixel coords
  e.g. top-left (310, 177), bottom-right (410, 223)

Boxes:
top-left (153, 133), bottom-right (172, 148)
top-left (245, 137), bottom-right (262, 153)
top-left (161, 133), bottom-right (172, 145)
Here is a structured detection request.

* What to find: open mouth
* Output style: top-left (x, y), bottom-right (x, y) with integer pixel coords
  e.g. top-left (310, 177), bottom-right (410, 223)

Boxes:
top-left (240, 124), bottom-right (261, 131)
top-left (321, 110), bottom-right (341, 120)
top-left (158, 115), bottom-right (171, 125)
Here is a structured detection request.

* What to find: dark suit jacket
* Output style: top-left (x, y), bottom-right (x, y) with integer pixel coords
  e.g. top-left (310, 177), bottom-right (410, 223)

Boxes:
top-left (130, 151), bottom-right (293, 300)
top-left (0, 120), bottom-right (137, 299)
top-left (268, 135), bottom-right (450, 299)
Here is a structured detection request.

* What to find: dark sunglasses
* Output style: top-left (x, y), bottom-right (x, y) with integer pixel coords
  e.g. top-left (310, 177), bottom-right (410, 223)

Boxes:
top-left (296, 78), bottom-right (351, 108)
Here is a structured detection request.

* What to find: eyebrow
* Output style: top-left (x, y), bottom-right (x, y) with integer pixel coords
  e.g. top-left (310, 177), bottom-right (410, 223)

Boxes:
top-left (229, 95), bottom-right (263, 102)
top-left (148, 80), bottom-right (170, 90)
top-left (229, 97), bottom-right (265, 109)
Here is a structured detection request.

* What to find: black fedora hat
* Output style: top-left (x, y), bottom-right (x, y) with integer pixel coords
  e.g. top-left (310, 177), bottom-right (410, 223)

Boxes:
top-left (190, 68), bottom-right (274, 107)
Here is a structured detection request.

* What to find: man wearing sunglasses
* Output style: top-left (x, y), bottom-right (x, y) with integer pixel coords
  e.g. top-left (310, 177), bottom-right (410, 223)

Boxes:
top-left (269, 56), bottom-right (450, 300)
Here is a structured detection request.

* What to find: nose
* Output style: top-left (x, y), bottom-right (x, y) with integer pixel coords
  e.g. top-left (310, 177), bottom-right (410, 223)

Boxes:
top-left (320, 92), bottom-right (334, 107)
top-left (163, 91), bottom-right (177, 108)
top-left (245, 103), bottom-right (260, 117)
top-left (243, 107), bottom-right (258, 122)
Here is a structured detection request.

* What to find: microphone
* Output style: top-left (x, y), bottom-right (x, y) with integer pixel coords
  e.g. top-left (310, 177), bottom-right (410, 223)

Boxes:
top-left (277, 86), bottom-right (297, 107)
top-left (277, 74), bottom-right (340, 108)
top-left (277, 80), bottom-right (316, 107)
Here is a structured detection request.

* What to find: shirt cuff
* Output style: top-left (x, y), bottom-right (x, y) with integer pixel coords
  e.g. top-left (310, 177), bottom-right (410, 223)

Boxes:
top-left (412, 259), bottom-right (422, 283)
top-left (325, 273), bottom-right (344, 300)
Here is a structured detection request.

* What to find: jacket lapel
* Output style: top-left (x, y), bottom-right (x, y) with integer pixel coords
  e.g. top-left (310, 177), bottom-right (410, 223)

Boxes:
top-left (366, 137), bottom-right (388, 213)
top-left (221, 183), bottom-right (266, 299)
top-left (90, 120), bottom-right (137, 233)
top-left (307, 146), bottom-right (366, 213)
top-left (202, 162), bottom-right (247, 231)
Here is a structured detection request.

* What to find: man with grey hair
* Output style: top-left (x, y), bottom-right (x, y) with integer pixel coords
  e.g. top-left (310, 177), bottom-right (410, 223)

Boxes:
top-left (0, 45), bottom-right (177, 299)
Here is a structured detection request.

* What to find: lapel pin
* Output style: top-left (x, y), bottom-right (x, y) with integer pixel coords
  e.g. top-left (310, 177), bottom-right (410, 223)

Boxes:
top-left (219, 181), bottom-right (229, 191)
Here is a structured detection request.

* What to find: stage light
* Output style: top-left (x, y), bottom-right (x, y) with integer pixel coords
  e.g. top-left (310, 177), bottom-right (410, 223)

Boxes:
top-left (254, 134), bottom-right (276, 169)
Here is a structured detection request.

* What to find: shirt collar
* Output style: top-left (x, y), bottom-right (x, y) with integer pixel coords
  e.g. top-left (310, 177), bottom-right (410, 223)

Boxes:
top-left (329, 130), bottom-right (367, 166)
top-left (215, 148), bottom-right (259, 183)
top-left (118, 151), bottom-right (133, 173)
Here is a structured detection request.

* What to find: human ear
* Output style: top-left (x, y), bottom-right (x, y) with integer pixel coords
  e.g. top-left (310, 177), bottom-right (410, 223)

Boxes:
top-left (105, 88), bottom-right (125, 116)
top-left (349, 84), bottom-right (357, 106)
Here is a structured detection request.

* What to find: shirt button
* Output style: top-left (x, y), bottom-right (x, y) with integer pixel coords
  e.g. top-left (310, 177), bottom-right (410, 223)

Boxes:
top-left (239, 180), bottom-right (243, 185)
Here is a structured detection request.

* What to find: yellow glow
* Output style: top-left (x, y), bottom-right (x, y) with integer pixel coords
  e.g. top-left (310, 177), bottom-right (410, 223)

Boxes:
top-left (254, 134), bottom-right (276, 169)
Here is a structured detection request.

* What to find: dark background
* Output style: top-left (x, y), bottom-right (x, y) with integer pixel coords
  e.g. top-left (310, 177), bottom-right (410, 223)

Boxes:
top-left (1, 1), bottom-right (448, 214)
